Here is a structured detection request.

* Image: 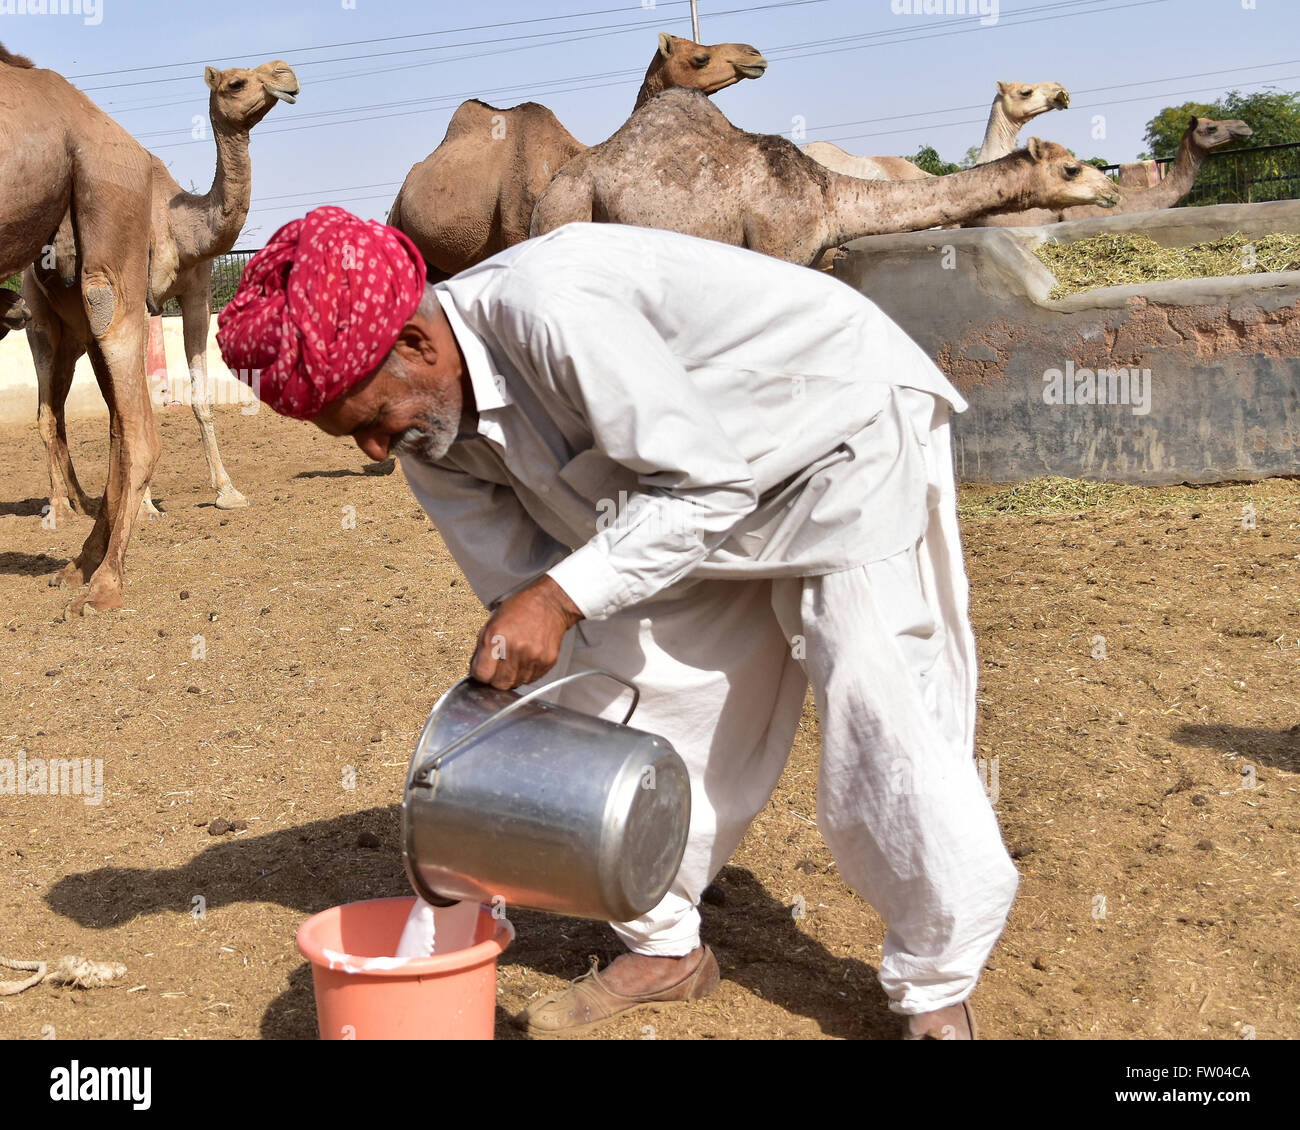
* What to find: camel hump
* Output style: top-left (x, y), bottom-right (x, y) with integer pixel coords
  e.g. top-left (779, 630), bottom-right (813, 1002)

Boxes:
top-left (0, 43), bottom-right (35, 68)
top-left (452, 99), bottom-right (566, 129)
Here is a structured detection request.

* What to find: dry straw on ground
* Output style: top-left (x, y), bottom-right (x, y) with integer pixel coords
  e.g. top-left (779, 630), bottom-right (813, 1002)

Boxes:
top-left (1036, 232), bottom-right (1300, 299)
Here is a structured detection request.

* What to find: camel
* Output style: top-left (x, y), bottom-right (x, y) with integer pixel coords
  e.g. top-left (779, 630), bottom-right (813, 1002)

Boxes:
top-left (802, 80), bottom-right (1071, 182)
top-left (968, 116), bottom-right (1253, 227)
top-left (0, 44), bottom-right (156, 616)
top-left (25, 59), bottom-right (301, 520)
top-left (389, 33), bottom-right (768, 279)
top-left (529, 89), bottom-right (1121, 267)
top-left (974, 80), bottom-right (1072, 163)
top-left (1060, 115), bottom-right (1253, 220)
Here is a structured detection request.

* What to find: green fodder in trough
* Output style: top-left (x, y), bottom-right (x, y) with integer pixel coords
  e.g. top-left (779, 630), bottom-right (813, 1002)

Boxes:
top-left (1036, 232), bottom-right (1300, 299)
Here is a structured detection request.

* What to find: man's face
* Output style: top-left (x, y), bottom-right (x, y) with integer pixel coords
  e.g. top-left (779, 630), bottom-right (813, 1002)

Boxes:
top-left (312, 303), bottom-right (470, 464)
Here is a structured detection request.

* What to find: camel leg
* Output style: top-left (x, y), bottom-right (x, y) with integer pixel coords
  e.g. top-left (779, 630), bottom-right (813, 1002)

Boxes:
top-left (26, 275), bottom-right (95, 521)
top-left (180, 283), bottom-right (247, 509)
top-left (56, 144), bottom-right (157, 611)
top-left (60, 315), bottom-right (160, 615)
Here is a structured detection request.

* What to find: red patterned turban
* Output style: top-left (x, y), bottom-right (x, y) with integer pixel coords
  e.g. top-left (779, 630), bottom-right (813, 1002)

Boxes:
top-left (216, 206), bottom-right (426, 420)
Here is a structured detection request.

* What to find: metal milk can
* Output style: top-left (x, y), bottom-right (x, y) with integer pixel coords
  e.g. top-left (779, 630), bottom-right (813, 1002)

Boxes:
top-left (402, 671), bottom-right (691, 923)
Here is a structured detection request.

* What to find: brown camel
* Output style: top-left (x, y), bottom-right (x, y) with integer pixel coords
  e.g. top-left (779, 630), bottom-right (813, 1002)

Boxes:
top-left (970, 116), bottom-right (1253, 227)
top-left (26, 59), bottom-right (300, 520)
top-left (0, 44), bottom-right (156, 616)
top-left (389, 33), bottom-right (768, 279)
top-left (1060, 116), bottom-right (1253, 219)
top-left (802, 80), bottom-right (1071, 182)
top-left (529, 89), bottom-right (1121, 267)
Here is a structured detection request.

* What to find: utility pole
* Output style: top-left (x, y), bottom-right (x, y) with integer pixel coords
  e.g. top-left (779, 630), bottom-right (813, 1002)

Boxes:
top-left (690, 0), bottom-right (701, 42)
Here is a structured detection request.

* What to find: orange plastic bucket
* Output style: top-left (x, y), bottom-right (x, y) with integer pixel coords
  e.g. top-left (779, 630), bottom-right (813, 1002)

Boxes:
top-left (296, 896), bottom-right (514, 1040)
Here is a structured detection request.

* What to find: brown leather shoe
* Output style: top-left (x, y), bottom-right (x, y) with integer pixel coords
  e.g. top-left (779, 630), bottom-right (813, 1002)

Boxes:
top-left (518, 947), bottom-right (720, 1039)
top-left (901, 999), bottom-right (979, 1040)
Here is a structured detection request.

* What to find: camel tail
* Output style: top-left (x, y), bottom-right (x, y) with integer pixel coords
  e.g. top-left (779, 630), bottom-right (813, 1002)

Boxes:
top-left (529, 169), bottom-right (595, 239)
top-left (0, 44), bottom-right (35, 68)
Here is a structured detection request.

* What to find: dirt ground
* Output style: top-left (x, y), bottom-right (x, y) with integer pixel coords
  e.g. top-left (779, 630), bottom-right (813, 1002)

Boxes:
top-left (0, 405), bottom-right (1295, 1040)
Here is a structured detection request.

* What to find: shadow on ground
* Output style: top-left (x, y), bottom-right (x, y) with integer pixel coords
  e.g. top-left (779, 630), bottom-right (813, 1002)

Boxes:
top-left (1172, 723), bottom-right (1300, 771)
top-left (0, 497), bottom-right (51, 518)
top-left (0, 551), bottom-right (66, 577)
top-left (46, 807), bottom-right (886, 1040)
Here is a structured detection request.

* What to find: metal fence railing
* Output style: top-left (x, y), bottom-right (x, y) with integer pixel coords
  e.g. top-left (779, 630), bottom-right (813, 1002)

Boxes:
top-left (1101, 141), bottom-right (1300, 207)
top-left (161, 249), bottom-right (258, 315)
top-left (3, 249), bottom-right (259, 315)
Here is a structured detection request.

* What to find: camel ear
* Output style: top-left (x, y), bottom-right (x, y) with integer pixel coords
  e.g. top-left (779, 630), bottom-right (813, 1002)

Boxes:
top-left (204, 66), bottom-right (221, 91)
top-left (1188, 115), bottom-right (1200, 129)
top-left (658, 32), bottom-right (674, 58)
top-left (996, 80), bottom-right (1010, 95)
top-left (1026, 137), bottom-right (1046, 161)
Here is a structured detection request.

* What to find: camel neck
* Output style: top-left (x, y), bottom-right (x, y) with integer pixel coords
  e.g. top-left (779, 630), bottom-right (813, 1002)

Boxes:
top-left (634, 55), bottom-right (669, 111)
top-left (189, 121), bottom-right (253, 260)
top-left (977, 97), bottom-right (1020, 164)
top-left (1141, 131), bottom-right (1202, 209)
top-left (825, 158), bottom-right (1031, 247)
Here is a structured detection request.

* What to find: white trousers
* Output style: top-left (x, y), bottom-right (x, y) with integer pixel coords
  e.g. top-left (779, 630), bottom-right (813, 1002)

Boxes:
top-left (549, 389), bottom-right (1019, 1015)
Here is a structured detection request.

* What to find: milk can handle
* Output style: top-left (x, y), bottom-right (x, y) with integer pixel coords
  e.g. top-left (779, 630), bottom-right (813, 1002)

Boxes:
top-left (413, 669), bottom-right (640, 783)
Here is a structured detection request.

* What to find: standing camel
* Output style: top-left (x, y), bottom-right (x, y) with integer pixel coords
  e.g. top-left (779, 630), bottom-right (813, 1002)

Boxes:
top-left (530, 90), bottom-right (1120, 267)
top-left (26, 59), bottom-right (300, 519)
top-left (389, 33), bottom-right (768, 279)
top-left (803, 79), bottom-right (1071, 181)
top-left (967, 116), bottom-right (1253, 227)
top-left (1, 45), bottom-right (157, 616)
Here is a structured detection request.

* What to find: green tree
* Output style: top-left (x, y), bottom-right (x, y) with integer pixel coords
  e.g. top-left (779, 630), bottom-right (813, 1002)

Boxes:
top-left (905, 144), bottom-right (961, 176)
top-left (1219, 89), bottom-right (1300, 146)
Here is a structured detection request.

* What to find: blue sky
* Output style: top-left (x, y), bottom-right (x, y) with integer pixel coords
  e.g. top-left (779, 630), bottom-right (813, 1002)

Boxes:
top-left (5, 0), bottom-right (1296, 247)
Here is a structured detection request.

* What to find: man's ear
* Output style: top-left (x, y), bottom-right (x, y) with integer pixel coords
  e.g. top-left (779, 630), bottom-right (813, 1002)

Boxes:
top-left (390, 321), bottom-right (440, 368)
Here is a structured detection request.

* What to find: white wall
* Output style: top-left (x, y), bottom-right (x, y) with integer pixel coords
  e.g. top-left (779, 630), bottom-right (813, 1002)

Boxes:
top-left (0, 315), bottom-right (256, 426)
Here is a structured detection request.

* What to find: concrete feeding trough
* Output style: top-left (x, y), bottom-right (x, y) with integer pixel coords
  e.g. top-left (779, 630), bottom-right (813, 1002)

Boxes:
top-left (834, 200), bottom-right (1300, 485)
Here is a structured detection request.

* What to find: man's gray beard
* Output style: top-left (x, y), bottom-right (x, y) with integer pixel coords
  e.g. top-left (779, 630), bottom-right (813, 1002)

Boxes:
top-left (390, 414), bottom-right (460, 466)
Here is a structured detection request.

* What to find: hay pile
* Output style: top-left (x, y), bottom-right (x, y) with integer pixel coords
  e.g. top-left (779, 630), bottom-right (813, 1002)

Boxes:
top-left (959, 477), bottom-right (1139, 519)
top-left (1036, 232), bottom-right (1300, 299)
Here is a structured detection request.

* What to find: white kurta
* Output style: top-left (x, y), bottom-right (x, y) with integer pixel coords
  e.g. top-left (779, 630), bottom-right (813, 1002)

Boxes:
top-left (401, 224), bottom-right (1018, 1015)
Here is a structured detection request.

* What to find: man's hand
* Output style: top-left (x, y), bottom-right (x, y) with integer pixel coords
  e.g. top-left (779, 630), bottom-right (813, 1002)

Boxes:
top-left (469, 575), bottom-right (584, 690)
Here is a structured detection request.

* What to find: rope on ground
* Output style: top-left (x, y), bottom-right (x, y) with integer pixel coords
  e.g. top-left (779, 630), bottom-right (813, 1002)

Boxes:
top-left (0, 955), bottom-right (127, 996)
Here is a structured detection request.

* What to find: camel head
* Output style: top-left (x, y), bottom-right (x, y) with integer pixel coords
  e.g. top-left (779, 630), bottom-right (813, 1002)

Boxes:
top-left (996, 80), bottom-right (1071, 124)
top-left (0, 289), bottom-right (32, 341)
top-left (656, 32), bottom-right (768, 95)
top-left (204, 59), bottom-right (300, 132)
top-left (1022, 138), bottom-right (1122, 209)
top-left (1185, 116), bottom-right (1253, 153)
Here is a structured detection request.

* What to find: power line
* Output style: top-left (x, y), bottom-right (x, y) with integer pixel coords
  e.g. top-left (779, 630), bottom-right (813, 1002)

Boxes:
top-left (81, 1), bottom-right (820, 93)
top-left (818, 73), bottom-right (1300, 150)
top-left (791, 58), bottom-right (1300, 138)
top-left (769, 0), bottom-right (1172, 65)
top-left (143, 0), bottom-right (1181, 147)
top-left (68, 1), bottom-right (702, 79)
